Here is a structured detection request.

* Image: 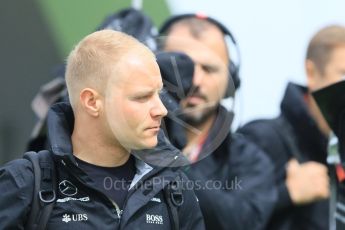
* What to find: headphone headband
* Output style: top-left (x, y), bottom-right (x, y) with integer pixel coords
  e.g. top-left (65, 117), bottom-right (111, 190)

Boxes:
top-left (159, 13), bottom-right (238, 46)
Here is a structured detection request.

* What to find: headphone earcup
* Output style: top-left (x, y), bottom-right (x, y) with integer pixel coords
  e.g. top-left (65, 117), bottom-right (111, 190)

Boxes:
top-left (225, 61), bottom-right (240, 97)
top-left (230, 60), bottom-right (240, 89)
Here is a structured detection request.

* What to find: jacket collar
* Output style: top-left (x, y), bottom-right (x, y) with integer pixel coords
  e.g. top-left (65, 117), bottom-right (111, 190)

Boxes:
top-left (280, 82), bottom-right (328, 163)
top-left (47, 102), bottom-right (75, 163)
top-left (46, 102), bottom-right (185, 174)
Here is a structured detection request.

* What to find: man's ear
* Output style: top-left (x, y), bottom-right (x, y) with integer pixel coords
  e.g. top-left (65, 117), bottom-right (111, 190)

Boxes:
top-left (79, 88), bottom-right (102, 117)
top-left (305, 59), bottom-right (318, 91)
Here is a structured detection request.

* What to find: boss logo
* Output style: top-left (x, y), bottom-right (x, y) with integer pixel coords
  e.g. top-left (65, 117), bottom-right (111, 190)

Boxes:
top-left (146, 214), bottom-right (163, 225)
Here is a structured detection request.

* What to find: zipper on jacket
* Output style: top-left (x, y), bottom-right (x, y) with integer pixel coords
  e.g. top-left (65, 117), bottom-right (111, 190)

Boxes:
top-left (109, 199), bottom-right (122, 219)
top-left (72, 170), bottom-right (122, 219)
top-left (61, 160), bottom-right (123, 220)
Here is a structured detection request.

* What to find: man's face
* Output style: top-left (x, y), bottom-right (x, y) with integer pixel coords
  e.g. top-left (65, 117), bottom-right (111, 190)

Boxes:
top-left (306, 45), bottom-right (345, 136)
top-left (163, 25), bottom-right (229, 125)
top-left (308, 45), bottom-right (345, 91)
top-left (104, 53), bottom-right (168, 151)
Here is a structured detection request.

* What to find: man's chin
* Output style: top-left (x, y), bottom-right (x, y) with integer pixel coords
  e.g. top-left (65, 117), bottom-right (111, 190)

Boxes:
top-left (182, 106), bottom-right (217, 126)
top-left (138, 138), bottom-right (158, 150)
top-left (126, 137), bottom-right (157, 152)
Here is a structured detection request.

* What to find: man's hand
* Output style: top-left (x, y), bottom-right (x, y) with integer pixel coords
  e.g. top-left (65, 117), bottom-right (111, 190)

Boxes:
top-left (286, 158), bottom-right (329, 205)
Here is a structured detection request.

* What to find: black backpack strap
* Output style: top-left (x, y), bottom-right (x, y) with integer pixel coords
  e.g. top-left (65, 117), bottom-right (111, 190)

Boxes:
top-left (271, 116), bottom-right (305, 162)
top-left (164, 174), bottom-right (184, 230)
top-left (24, 150), bottom-right (56, 230)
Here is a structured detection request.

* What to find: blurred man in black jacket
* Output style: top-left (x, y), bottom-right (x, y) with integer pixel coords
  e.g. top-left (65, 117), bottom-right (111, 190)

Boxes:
top-left (159, 14), bottom-right (277, 230)
top-left (239, 25), bottom-right (345, 230)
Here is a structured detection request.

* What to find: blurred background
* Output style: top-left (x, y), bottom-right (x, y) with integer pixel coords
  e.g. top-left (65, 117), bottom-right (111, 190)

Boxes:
top-left (1, 0), bottom-right (345, 163)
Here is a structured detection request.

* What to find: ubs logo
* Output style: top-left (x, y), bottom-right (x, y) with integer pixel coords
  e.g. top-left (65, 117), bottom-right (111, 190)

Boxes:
top-left (62, 213), bottom-right (88, 223)
top-left (59, 180), bottom-right (78, 196)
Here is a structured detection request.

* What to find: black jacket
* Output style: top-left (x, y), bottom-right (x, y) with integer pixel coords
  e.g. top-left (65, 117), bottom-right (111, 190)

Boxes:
top-left (171, 106), bottom-right (277, 230)
top-left (239, 82), bottom-right (329, 230)
top-left (0, 102), bottom-right (205, 229)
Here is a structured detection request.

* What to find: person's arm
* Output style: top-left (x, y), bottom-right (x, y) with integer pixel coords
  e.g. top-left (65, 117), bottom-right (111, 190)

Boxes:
top-left (238, 120), bottom-right (296, 212)
top-left (239, 120), bottom-right (329, 209)
top-left (275, 181), bottom-right (293, 210)
top-left (285, 159), bottom-right (329, 204)
top-left (186, 137), bottom-right (277, 230)
top-left (0, 159), bottom-right (34, 229)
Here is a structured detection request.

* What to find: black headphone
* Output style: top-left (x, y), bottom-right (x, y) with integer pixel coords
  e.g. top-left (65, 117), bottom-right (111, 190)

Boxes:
top-left (159, 13), bottom-right (241, 95)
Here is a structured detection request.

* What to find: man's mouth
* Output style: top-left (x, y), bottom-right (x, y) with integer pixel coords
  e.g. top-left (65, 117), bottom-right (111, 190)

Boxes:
top-left (185, 95), bottom-right (207, 106)
top-left (145, 125), bottom-right (161, 132)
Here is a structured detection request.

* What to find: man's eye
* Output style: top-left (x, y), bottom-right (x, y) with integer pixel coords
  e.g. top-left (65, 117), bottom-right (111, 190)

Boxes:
top-left (202, 65), bottom-right (218, 73)
top-left (134, 95), bottom-right (150, 101)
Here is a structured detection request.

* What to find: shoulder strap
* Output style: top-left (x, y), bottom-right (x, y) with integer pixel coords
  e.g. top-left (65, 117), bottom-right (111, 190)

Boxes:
top-left (271, 117), bottom-right (305, 162)
top-left (24, 150), bottom-right (57, 230)
top-left (164, 174), bottom-right (184, 230)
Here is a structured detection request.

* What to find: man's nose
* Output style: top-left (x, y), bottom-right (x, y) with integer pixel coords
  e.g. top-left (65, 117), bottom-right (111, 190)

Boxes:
top-left (151, 95), bottom-right (168, 118)
top-left (193, 65), bottom-right (204, 87)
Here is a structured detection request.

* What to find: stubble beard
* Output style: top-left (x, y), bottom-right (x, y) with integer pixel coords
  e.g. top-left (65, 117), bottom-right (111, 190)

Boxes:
top-left (182, 104), bottom-right (217, 126)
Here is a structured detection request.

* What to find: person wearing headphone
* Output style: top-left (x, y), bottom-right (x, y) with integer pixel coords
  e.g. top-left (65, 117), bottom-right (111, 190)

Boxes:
top-left (238, 26), bottom-right (345, 230)
top-left (159, 13), bottom-right (277, 230)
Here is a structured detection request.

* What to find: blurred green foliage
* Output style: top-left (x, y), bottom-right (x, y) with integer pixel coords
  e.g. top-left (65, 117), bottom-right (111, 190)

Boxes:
top-left (36, 0), bottom-right (170, 58)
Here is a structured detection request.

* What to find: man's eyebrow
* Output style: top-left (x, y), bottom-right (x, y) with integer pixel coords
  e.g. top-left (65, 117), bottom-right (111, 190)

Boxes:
top-left (203, 63), bottom-right (219, 68)
top-left (134, 89), bottom-right (155, 95)
top-left (201, 63), bottom-right (220, 70)
top-left (134, 85), bottom-right (163, 95)
top-left (196, 60), bottom-right (220, 68)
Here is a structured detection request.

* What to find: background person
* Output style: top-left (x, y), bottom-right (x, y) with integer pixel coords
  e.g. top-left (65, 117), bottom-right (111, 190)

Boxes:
top-left (159, 14), bottom-right (277, 230)
top-left (239, 25), bottom-right (345, 230)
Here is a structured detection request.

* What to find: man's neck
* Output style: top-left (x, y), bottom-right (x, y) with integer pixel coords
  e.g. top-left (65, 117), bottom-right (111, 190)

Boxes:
top-left (304, 92), bottom-right (331, 137)
top-left (71, 124), bottom-right (130, 167)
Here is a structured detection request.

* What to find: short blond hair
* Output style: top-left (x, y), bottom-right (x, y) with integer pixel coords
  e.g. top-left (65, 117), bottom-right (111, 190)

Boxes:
top-left (306, 25), bottom-right (345, 74)
top-left (65, 29), bottom-right (154, 109)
